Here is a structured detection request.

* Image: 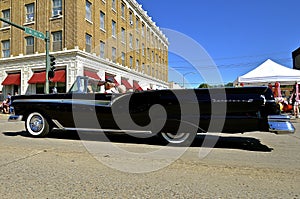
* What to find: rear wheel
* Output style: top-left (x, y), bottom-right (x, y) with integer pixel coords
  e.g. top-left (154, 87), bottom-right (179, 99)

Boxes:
top-left (160, 132), bottom-right (196, 146)
top-left (25, 112), bottom-right (50, 137)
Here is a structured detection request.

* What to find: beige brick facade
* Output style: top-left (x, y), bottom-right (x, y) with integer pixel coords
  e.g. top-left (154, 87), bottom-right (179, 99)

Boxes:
top-left (0, 0), bottom-right (169, 82)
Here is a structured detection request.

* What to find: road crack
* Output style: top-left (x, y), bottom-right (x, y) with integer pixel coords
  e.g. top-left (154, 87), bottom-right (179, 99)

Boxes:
top-left (0, 149), bottom-right (50, 167)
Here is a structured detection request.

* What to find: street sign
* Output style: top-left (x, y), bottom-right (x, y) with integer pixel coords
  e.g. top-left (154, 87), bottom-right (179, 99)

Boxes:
top-left (24, 27), bottom-right (45, 40)
top-left (0, 17), bottom-right (50, 93)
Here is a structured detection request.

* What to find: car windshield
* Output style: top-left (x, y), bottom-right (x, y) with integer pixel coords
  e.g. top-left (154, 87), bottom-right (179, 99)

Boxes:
top-left (68, 76), bottom-right (105, 93)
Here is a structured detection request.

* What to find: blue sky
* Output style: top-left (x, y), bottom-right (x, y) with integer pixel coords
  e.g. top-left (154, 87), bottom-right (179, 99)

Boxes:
top-left (137, 0), bottom-right (300, 87)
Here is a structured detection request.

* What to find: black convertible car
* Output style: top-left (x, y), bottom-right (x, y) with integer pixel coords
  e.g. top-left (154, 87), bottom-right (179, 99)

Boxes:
top-left (9, 76), bottom-right (295, 145)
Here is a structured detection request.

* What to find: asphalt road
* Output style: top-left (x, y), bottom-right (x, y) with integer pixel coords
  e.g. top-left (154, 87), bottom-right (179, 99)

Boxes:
top-left (0, 114), bottom-right (300, 198)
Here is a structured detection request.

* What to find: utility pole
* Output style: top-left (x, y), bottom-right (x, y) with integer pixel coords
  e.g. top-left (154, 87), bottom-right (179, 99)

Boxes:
top-left (182, 72), bottom-right (195, 88)
top-left (45, 31), bottom-right (50, 94)
top-left (0, 17), bottom-right (51, 94)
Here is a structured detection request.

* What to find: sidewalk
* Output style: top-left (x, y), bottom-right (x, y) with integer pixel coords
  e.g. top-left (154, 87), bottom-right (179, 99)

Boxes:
top-left (0, 113), bottom-right (11, 120)
top-left (290, 117), bottom-right (300, 123)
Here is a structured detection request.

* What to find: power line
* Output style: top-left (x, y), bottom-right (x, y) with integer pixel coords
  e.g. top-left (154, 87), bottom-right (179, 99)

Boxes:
top-left (169, 57), bottom-right (293, 70)
top-left (168, 51), bottom-right (292, 64)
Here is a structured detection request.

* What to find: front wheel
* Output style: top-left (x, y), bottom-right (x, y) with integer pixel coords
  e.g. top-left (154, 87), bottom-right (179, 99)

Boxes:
top-left (159, 132), bottom-right (196, 146)
top-left (25, 112), bottom-right (50, 137)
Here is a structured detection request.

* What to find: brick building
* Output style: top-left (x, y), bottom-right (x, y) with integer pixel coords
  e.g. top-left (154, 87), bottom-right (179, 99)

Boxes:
top-left (292, 47), bottom-right (300, 70)
top-left (0, 0), bottom-right (169, 95)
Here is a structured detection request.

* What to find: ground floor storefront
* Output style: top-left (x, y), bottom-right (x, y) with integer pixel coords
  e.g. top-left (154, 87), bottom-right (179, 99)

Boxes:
top-left (0, 50), bottom-right (168, 96)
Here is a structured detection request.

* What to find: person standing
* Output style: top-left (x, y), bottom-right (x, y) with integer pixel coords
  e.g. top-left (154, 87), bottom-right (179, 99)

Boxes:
top-left (290, 82), bottom-right (300, 118)
top-left (0, 91), bottom-right (3, 102)
top-left (0, 91), bottom-right (3, 112)
top-left (2, 93), bottom-right (11, 114)
top-left (52, 87), bottom-right (57, 94)
top-left (274, 82), bottom-right (282, 98)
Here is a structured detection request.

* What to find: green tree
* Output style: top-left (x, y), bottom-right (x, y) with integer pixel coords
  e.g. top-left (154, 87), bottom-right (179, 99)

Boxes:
top-left (225, 82), bottom-right (233, 87)
top-left (199, 83), bottom-right (209, 88)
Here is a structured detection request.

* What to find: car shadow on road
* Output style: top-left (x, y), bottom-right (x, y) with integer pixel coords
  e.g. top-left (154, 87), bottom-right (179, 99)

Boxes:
top-left (3, 130), bottom-right (273, 152)
top-left (192, 134), bottom-right (273, 152)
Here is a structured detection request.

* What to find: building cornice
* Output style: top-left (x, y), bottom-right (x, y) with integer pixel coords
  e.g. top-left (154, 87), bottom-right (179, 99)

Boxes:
top-left (126, 0), bottom-right (169, 46)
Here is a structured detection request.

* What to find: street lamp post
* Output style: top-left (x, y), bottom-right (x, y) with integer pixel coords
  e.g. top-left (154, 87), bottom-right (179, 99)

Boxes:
top-left (182, 72), bottom-right (195, 88)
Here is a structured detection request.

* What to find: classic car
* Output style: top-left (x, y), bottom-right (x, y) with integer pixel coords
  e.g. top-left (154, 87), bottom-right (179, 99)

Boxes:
top-left (8, 76), bottom-right (295, 145)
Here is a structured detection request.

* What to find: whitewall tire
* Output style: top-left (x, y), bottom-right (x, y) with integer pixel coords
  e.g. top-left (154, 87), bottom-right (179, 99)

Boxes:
top-left (25, 112), bottom-right (50, 137)
top-left (160, 132), bottom-right (196, 146)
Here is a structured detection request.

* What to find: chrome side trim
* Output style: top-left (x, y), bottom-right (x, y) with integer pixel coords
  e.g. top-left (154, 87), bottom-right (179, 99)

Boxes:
top-left (52, 119), bottom-right (65, 129)
top-left (266, 99), bottom-right (276, 103)
top-left (211, 99), bottom-right (254, 103)
top-left (13, 99), bottom-right (111, 107)
top-left (64, 128), bottom-right (153, 134)
top-left (51, 119), bottom-right (153, 134)
top-left (260, 95), bottom-right (266, 105)
top-left (8, 115), bottom-right (23, 122)
top-left (268, 115), bottom-right (295, 134)
top-left (62, 99), bottom-right (111, 107)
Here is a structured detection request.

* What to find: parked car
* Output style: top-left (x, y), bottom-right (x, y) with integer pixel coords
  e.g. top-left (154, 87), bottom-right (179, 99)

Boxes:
top-left (8, 76), bottom-right (295, 145)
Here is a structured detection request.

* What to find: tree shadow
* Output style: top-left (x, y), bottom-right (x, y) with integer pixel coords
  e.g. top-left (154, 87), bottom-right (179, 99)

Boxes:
top-left (3, 130), bottom-right (273, 152)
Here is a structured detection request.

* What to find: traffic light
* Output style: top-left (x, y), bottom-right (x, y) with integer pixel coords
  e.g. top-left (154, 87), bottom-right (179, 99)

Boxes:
top-left (48, 70), bottom-right (55, 79)
top-left (48, 55), bottom-right (56, 79)
top-left (50, 55), bottom-right (56, 70)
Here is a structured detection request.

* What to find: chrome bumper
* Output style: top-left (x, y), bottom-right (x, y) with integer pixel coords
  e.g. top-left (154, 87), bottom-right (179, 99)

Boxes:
top-left (268, 115), bottom-right (295, 134)
top-left (8, 115), bottom-right (23, 122)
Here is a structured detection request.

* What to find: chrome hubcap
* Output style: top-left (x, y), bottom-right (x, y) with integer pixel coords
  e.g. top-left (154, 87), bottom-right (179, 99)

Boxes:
top-left (30, 116), bottom-right (43, 132)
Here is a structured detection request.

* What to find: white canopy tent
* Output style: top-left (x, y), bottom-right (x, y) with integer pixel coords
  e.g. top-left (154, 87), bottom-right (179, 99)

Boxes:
top-left (236, 59), bottom-right (300, 86)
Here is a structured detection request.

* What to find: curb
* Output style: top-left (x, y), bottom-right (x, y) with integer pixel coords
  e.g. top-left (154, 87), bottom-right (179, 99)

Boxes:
top-left (0, 114), bottom-right (10, 120)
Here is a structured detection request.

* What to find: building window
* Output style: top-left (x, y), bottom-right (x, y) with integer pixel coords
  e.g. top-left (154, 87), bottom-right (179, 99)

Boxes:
top-left (136, 59), bottom-right (139, 71)
top-left (112, 0), bottom-right (116, 11)
top-left (129, 56), bottom-right (133, 69)
top-left (129, 11), bottom-right (133, 25)
top-left (147, 65), bottom-right (150, 75)
top-left (112, 20), bottom-right (116, 37)
top-left (142, 63), bottom-right (145, 74)
top-left (121, 27), bottom-right (125, 43)
top-left (129, 33), bottom-right (133, 49)
top-left (100, 41), bottom-right (105, 58)
top-left (142, 43), bottom-right (145, 56)
top-left (86, 1), bottom-right (92, 21)
top-left (100, 11), bottom-right (105, 30)
top-left (152, 51), bottom-right (154, 62)
top-left (136, 18), bottom-right (139, 31)
top-left (151, 32), bottom-right (154, 45)
top-left (2, 9), bottom-right (10, 28)
top-left (52, 31), bottom-right (62, 51)
top-left (121, 52), bottom-right (125, 66)
top-left (121, 3), bottom-right (125, 18)
top-left (147, 28), bottom-right (150, 41)
top-left (136, 38), bottom-right (139, 52)
top-left (25, 36), bottom-right (34, 54)
top-left (112, 47), bottom-right (116, 63)
top-left (2, 40), bottom-right (10, 58)
top-left (141, 23), bottom-right (145, 37)
top-left (85, 34), bottom-right (92, 53)
top-left (52, 0), bottom-right (62, 17)
top-left (25, 3), bottom-right (35, 22)
top-left (147, 48), bottom-right (150, 59)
